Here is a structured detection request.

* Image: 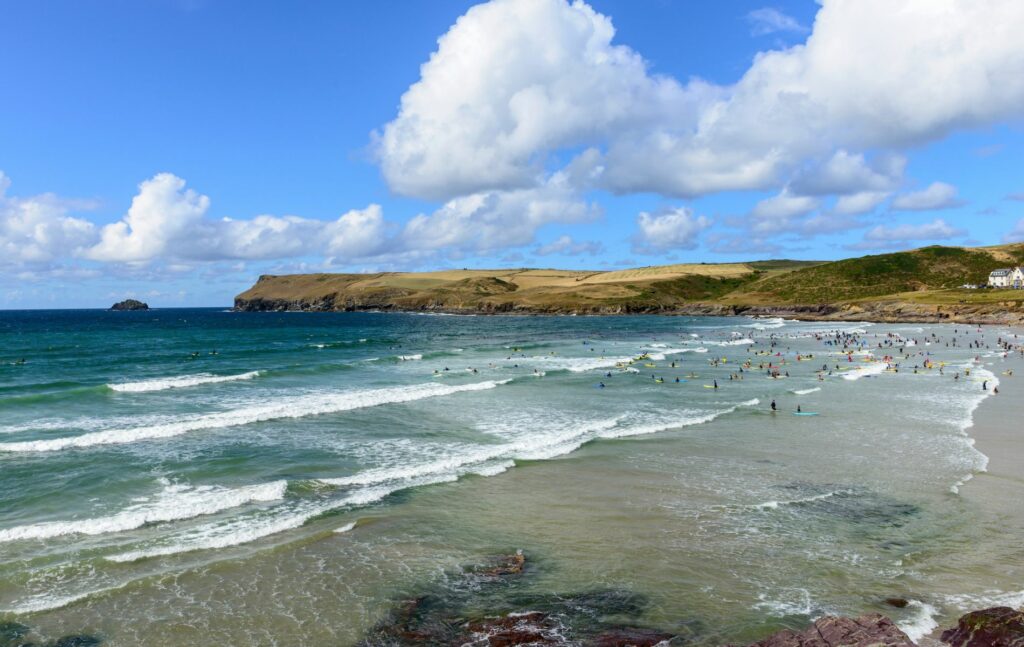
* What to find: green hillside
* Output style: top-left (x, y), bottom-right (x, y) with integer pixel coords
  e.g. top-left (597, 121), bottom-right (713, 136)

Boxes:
top-left (733, 246), bottom-right (1013, 303)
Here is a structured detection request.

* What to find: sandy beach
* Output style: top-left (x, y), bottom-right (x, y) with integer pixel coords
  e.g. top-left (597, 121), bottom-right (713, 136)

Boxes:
top-left (961, 334), bottom-right (1024, 508)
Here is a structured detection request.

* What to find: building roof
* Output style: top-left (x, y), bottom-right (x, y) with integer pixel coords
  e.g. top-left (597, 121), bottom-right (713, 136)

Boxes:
top-left (990, 268), bottom-right (1012, 276)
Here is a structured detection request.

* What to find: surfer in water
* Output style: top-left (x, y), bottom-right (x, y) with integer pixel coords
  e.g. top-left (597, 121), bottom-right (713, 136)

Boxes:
top-left (770, 399), bottom-right (777, 412)
top-left (797, 404), bottom-right (802, 413)
top-left (713, 379), bottom-right (718, 389)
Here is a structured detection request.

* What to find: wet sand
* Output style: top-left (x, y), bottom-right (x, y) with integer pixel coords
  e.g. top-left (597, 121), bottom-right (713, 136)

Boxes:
top-left (923, 341), bottom-right (1024, 643)
top-left (962, 346), bottom-right (1024, 508)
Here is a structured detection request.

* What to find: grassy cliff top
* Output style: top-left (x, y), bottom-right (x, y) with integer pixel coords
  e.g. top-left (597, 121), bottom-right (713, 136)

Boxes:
top-left (235, 244), bottom-right (1024, 313)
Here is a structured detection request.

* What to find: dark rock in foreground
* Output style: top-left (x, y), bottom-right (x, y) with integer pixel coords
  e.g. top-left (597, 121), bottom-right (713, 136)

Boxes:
top-left (0, 619), bottom-right (102, 647)
top-left (588, 626), bottom-right (676, 646)
top-left (359, 551), bottom-right (681, 646)
top-left (358, 548), bottom-right (1020, 647)
top-left (940, 607), bottom-right (1024, 647)
top-left (110, 299), bottom-right (148, 311)
top-left (743, 614), bottom-right (915, 647)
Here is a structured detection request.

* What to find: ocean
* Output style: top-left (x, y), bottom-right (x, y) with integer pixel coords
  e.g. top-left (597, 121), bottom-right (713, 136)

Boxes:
top-left (0, 309), bottom-right (1021, 645)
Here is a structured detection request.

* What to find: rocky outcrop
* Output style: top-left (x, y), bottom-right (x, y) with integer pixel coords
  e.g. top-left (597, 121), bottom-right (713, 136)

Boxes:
top-left (357, 550), bottom-right (1024, 647)
top-left (359, 551), bottom-right (681, 646)
top-left (940, 607), bottom-right (1024, 647)
top-left (233, 293), bottom-right (1024, 325)
top-left (742, 614), bottom-right (915, 647)
top-left (110, 299), bottom-right (149, 311)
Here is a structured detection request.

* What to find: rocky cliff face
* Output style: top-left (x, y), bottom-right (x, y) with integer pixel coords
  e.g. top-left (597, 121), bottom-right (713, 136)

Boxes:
top-left (233, 292), bottom-right (1024, 325)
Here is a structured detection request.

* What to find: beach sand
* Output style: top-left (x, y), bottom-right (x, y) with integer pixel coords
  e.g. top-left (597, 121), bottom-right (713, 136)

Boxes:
top-left (918, 340), bottom-right (1024, 643)
top-left (962, 348), bottom-right (1024, 510)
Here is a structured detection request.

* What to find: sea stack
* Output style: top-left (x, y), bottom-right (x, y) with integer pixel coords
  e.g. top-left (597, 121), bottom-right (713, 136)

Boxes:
top-left (110, 299), bottom-right (149, 311)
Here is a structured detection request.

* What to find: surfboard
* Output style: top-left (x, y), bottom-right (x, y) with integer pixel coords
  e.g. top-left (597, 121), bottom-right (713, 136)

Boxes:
top-left (793, 412), bottom-right (819, 416)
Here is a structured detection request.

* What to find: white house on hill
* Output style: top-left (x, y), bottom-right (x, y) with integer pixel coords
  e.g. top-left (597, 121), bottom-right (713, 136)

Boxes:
top-left (988, 267), bottom-right (1024, 288)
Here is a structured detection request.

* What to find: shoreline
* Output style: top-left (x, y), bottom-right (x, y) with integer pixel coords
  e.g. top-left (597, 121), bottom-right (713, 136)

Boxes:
top-left (960, 341), bottom-right (1024, 521)
top-left (962, 348), bottom-right (1019, 489)
top-left (919, 334), bottom-right (1024, 643)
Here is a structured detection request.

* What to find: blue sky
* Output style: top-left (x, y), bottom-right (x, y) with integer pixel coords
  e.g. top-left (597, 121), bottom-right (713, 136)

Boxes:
top-left (2, 0), bottom-right (1023, 308)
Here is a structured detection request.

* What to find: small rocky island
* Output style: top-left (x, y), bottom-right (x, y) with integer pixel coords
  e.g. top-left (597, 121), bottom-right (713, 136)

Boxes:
top-left (110, 299), bottom-right (149, 311)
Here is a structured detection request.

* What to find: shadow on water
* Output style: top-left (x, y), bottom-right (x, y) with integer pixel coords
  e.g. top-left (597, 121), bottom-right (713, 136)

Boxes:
top-left (357, 551), bottom-right (698, 646)
top-left (770, 482), bottom-right (921, 528)
top-left (0, 621), bottom-right (100, 647)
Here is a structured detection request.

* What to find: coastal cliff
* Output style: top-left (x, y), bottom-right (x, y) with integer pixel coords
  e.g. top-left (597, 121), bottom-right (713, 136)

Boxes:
top-left (234, 244), bottom-right (1024, 324)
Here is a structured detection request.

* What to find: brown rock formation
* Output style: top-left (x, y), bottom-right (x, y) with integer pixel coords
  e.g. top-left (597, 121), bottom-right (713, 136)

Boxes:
top-left (940, 607), bottom-right (1024, 647)
top-left (744, 614), bottom-right (915, 647)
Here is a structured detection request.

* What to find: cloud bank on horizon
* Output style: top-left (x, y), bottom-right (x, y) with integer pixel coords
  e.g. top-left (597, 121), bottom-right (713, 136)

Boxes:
top-left (4, 0), bottom-right (1024, 304)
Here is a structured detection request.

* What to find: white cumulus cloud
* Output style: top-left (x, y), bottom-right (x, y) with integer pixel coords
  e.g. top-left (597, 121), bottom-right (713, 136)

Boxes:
top-left (0, 171), bottom-right (98, 268)
top-left (535, 235), bottom-right (604, 256)
top-left (851, 218), bottom-right (965, 250)
top-left (88, 173), bottom-right (210, 262)
top-left (633, 207), bottom-right (710, 253)
top-left (378, 0), bottom-right (1024, 204)
top-left (746, 8), bottom-right (809, 36)
top-left (890, 182), bottom-right (964, 211)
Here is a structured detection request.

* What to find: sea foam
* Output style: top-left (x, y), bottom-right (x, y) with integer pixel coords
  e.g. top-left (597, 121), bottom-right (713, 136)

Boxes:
top-left (107, 371), bottom-right (262, 393)
top-left (897, 600), bottom-right (939, 642)
top-left (840, 362), bottom-right (888, 380)
top-left (0, 380), bottom-right (509, 453)
top-left (106, 476), bottom-right (457, 562)
top-left (0, 480), bottom-right (287, 542)
top-left (109, 400), bottom-right (761, 560)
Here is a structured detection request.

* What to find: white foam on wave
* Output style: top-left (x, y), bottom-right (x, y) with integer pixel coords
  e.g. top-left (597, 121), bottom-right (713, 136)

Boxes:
top-left (398, 354), bottom-right (422, 361)
top-left (106, 475), bottom-right (457, 563)
top-left (107, 371), bottom-right (261, 393)
top-left (319, 418), bottom-right (623, 488)
top-left (897, 600), bottom-right (940, 642)
top-left (749, 489), bottom-right (848, 511)
top-left (791, 387), bottom-right (821, 395)
top-left (944, 589), bottom-right (1024, 611)
top-left (647, 348), bottom-right (708, 360)
top-left (0, 380), bottom-right (509, 453)
top-left (746, 317), bottom-right (786, 330)
top-left (706, 338), bottom-right (755, 346)
top-left (1, 582), bottom-right (130, 615)
top-left (0, 480), bottom-right (287, 542)
top-left (598, 399), bottom-right (759, 442)
top-left (947, 366), bottom-right (999, 493)
top-left (333, 521), bottom-right (356, 534)
top-left (322, 400), bottom-right (762, 490)
top-left (841, 362), bottom-right (888, 381)
top-left (753, 588), bottom-right (823, 617)
top-left (107, 399), bottom-right (761, 561)
top-left (522, 355), bottom-right (636, 373)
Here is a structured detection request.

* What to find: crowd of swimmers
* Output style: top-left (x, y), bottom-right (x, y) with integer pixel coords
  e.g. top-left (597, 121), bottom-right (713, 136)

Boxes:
top-left (420, 324), bottom-right (1021, 407)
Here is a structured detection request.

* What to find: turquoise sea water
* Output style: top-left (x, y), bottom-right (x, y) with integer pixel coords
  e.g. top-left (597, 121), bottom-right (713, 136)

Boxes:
top-left (0, 309), bottom-right (1021, 645)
